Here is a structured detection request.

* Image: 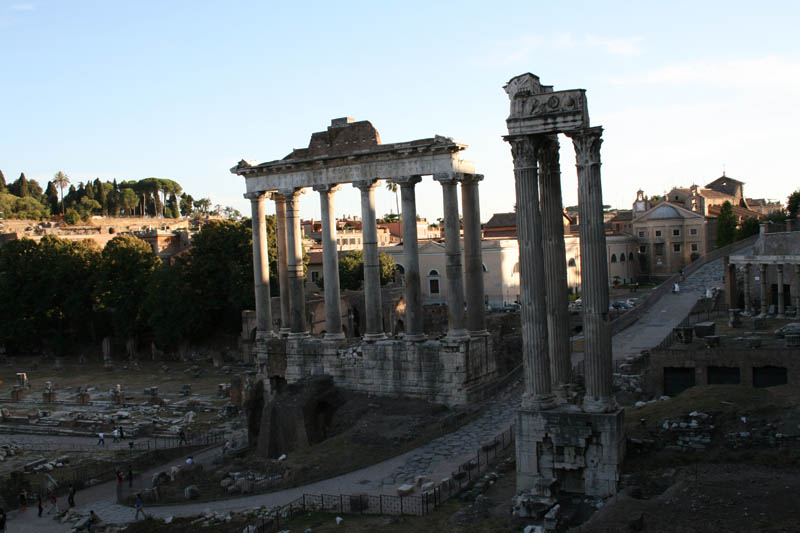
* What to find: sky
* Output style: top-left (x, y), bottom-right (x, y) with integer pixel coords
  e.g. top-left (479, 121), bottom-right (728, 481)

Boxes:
top-left (2, 1), bottom-right (799, 223)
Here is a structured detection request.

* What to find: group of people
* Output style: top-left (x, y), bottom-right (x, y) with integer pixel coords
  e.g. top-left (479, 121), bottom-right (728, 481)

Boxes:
top-left (116, 465), bottom-right (135, 488)
top-left (97, 426), bottom-right (127, 446)
top-left (16, 483), bottom-right (77, 522)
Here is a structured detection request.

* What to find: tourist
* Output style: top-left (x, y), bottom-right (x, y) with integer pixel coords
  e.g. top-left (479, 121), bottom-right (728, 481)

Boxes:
top-left (185, 455), bottom-right (194, 465)
top-left (97, 432), bottom-right (105, 446)
top-left (86, 510), bottom-right (97, 531)
top-left (127, 465), bottom-right (134, 488)
top-left (18, 489), bottom-right (26, 512)
top-left (179, 429), bottom-right (187, 446)
top-left (134, 494), bottom-right (145, 520)
top-left (116, 470), bottom-right (122, 485)
top-left (673, 282), bottom-right (680, 294)
top-left (68, 485), bottom-right (75, 508)
top-left (119, 426), bottom-right (125, 440)
top-left (36, 493), bottom-right (43, 518)
top-left (113, 427), bottom-right (120, 443)
top-left (47, 492), bottom-right (59, 515)
top-left (0, 507), bottom-right (6, 533)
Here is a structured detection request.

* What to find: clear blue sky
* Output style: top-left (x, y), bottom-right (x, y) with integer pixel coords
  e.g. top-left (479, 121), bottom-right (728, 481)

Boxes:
top-left (2, 1), bottom-right (799, 222)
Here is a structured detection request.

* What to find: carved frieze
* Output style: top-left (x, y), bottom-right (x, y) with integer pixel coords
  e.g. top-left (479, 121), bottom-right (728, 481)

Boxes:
top-left (507, 88), bottom-right (590, 136)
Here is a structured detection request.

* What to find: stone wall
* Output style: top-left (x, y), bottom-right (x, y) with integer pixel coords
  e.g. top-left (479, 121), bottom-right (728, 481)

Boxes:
top-left (279, 335), bottom-right (497, 406)
top-left (645, 348), bottom-right (800, 397)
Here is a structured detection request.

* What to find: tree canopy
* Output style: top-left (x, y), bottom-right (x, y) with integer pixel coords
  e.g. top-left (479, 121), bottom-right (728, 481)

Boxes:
top-left (716, 201), bottom-right (737, 247)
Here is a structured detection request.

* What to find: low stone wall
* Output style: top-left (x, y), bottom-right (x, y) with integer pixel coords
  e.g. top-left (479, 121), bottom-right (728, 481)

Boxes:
top-left (279, 335), bottom-right (497, 406)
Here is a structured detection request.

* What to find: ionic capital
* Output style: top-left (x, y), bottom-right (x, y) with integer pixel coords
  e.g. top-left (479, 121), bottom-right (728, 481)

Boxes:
top-left (567, 126), bottom-right (603, 167)
top-left (460, 173), bottom-right (484, 185)
top-left (313, 183), bottom-right (341, 194)
top-left (353, 179), bottom-right (379, 192)
top-left (393, 175), bottom-right (422, 188)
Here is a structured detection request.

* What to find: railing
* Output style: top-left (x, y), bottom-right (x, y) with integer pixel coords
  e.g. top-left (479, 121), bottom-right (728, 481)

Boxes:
top-left (247, 425), bottom-right (515, 533)
top-left (610, 234), bottom-right (757, 337)
top-left (654, 299), bottom-right (729, 350)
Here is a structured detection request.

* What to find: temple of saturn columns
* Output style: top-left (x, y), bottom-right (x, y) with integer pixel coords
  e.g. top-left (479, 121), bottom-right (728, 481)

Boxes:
top-left (231, 118), bottom-right (497, 406)
top-left (504, 73), bottom-right (623, 498)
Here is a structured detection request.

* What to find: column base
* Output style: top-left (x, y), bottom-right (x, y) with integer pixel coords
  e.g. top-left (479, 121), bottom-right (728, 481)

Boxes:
top-left (521, 392), bottom-right (557, 411)
top-left (288, 331), bottom-right (310, 340)
top-left (279, 328), bottom-right (291, 338)
top-left (445, 329), bottom-right (470, 342)
top-left (404, 333), bottom-right (426, 342)
top-left (777, 313), bottom-right (786, 319)
top-left (583, 395), bottom-right (617, 413)
top-left (362, 332), bottom-right (387, 342)
top-left (324, 332), bottom-right (346, 341)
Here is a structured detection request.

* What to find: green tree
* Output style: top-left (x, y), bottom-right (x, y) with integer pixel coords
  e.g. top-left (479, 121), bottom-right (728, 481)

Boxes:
top-left (716, 201), bottom-right (737, 247)
top-left (119, 188), bottom-right (139, 216)
top-left (44, 181), bottom-right (60, 214)
top-left (94, 235), bottom-right (161, 344)
top-left (378, 252), bottom-right (396, 284)
top-left (8, 173), bottom-right (29, 197)
top-left (338, 251), bottom-right (365, 291)
top-left (179, 193), bottom-right (195, 217)
top-left (146, 262), bottom-right (199, 349)
top-left (181, 219), bottom-right (254, 335)
top-left (788, 190), bottom-right (800, 219)
top-left (737, 217), bottom-right (760, 240)
top-left (52, 171), bottom-right (70, 215)
top-left (193, 197), bottom-right (212, 216)
top-left (0, 169), bottom-right (6, 193)
top-left (64, 207), bottom-right (81, 225)
top-left (384, 179), bottom-right (400, 215)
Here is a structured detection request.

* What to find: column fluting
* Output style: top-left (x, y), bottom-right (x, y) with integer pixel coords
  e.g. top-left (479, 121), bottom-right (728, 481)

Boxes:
top-left (248, 192), bottom-right (272, 336)
top-left (777, 264), bottom-right (785, 318)
top-left (508, 135), bottom-right (554, 410)
top-left (281, 188), bottom-right (308, 336)
top-left (760, 263), bottom-right (768, 317)
top-left (743, 263), bottom-right (751, 315)
top-left (568, 126), bottom-right (613, 413)
top-left (274, 194), bottom-right (291, 336)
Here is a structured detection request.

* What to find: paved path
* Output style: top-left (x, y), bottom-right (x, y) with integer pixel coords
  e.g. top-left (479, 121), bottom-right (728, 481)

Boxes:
top-left (611, 256), bottom-right (730, 360)
top-left (5, 257), bottom-right (740, 531)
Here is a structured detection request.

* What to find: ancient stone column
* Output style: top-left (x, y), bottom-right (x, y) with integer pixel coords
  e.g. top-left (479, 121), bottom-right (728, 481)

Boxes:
top-left (537, 135), bottom-right (571, 391)
top-left (395, 175), bottom-right (425, 341)
top-left (247, 192), bottom-right (273, 337)
top-left (280, 188), bottom-right (308, 336)
top-left (568, 127), bottom-right (613, 413)
top-left (315, 184), bottom-right (345, 340)
top-left (461, 174), bottom-right (487, 335)
top-left (274, 194), bottom-right (291, 336)
top-left (760, 263), bottom-right (768, 317)
top-left (508, 135), bottom-right (554, 410)
top-left (743, 263), bottom-right (751, 315)
top-left (435, 173), bottom-right (468, 340)
top-left (776, 263), bottom-right (785, 318)
top-left (354, 180), bottom-right (385, 341)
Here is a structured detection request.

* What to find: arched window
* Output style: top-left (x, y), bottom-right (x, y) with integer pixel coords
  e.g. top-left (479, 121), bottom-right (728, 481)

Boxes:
top-left (611, 254), bottom-right (617, 263)
top-left (512, 262), bottom-right (520, 274)
top-left (628, 252), bottom-right (634, 261)
top-left (567, 258), bottom-right (576, 267)
top-left (428, 269), bottom-right (440, 296)
top-left (620, 253), bottom-right (626, 262)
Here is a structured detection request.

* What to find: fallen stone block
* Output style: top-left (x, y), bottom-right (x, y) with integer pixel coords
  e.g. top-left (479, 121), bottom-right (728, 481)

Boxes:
top-left (397, 484), bottom-right (414, 496)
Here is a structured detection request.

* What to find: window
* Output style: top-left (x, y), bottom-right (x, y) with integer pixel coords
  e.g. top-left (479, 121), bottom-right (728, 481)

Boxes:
top-left (638, 231), bottom-right (646, 238)
top-left (672, 229), bottom-right (680, 236)
top-left (567, 258), bottom-right (576, 267)
top-left (654, 243), bottom-right (665, 255)
top-left (691, 243), bottom-right (698, 252)
top-left (311, 271), bottom-right (319, 282)
top-left (428, 269), bottom-right (440, 295)
top-left (673, 244), bottom-right (681, 252)
top-left (610, 254), bottom-right (617, 263)
top-left (639, 246), bottom-right (647, 254)
top-left (690, 228), bottom-right (698, 235)
top-left (655, 230), bottom-right (662, 237)
top-left (628, 252), bottom-right (634, 261)
top-left (620, 253), bottom-right (626, 262)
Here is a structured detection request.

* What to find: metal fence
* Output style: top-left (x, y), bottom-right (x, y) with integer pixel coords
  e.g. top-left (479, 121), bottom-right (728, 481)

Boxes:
top-left (248, 424), bottom-right (515, 533)
top-left (654, 300), bottom-right (729, 350)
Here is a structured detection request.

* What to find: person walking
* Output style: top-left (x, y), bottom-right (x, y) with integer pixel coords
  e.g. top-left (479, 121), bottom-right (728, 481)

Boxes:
top-left (113, 428), bottom-right (120, 443)
top-left (97, 432), bottom-right (105, 446)
top-left (36, 494), bottom-right (43, 518)
top-left (119, 426), bottom-right (125, 440)
top-left (134, 494), bottom-right (145, 520)
top-left (127, 465), bottom-right (134, 488)
top-left (86, 510), bottom-right (97, 532)
top-left (47, 492), bottom-right (59, 515)
top-left (18, 489), bottom-right (27, 512)
top-left (67, 485), bottom-right (75, 508)
top-left (0, 507), bottom-right (7, 533)
top-left (179, 429), bottom-right (187, 446)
